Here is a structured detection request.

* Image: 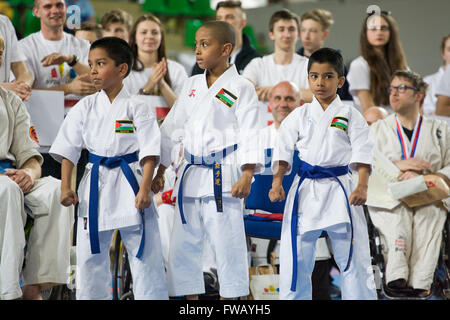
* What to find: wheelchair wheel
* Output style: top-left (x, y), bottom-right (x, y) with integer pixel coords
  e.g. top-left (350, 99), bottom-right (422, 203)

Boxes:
top-left (111, 232), bottom-right (133, 300)
top-left (436, 214), bottom-right (450, 300)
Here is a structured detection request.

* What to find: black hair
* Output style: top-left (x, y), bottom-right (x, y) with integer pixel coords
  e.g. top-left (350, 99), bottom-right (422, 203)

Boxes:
top-left (200, 21), bottom-right (235, 54)
top-left (90, 37), bottom-right (134, 77)
top-left (307, 47), bottom-right (345, 77)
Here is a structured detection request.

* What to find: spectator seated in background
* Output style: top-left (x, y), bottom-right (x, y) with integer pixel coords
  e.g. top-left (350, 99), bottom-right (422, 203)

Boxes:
top-left (74, 21), bottom-right (102, 44)
top-left (368, 70), bottom-right (450, 297)
top-left (100, 9), bottom-right (133, 43)
top-left (297, 8), bottom-right (352, 101)
top-left (124, 14), bottom-right (188, 109)
top-left (242, 9), bottom-right (312, 103)
top-left (0, 84), bottom-right (73, 300)
top-left (19, 0), bottom-right (96, 179)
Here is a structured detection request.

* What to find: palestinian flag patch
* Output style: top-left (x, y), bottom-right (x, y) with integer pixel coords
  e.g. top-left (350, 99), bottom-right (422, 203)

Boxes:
top-left (115, 120), bottom-right (134, 134)
top-left (330, 116), bottom-right (348, 132)
top-left (215, 88), bottom-right (237, 108)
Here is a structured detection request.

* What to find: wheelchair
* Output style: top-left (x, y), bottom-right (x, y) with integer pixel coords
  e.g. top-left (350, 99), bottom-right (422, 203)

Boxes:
top-left (109, 214), bottom-right (221, 300)
top-left (110, 230), bottom-right (133, 300)
top-left (22, 213), bottom-right (76, 300)
top-left (364, 205), bottom-right (450, 300)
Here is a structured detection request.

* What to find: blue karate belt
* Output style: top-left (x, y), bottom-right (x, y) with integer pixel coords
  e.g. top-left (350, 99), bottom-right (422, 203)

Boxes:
top-left (0, 159), bottom-right (13, 174)
top-left (88, 152), bottom-right (145, 259)
top-left (289, 160), bottom-right (353, 292)
top-left (177, 144), bottom-right (238, 224)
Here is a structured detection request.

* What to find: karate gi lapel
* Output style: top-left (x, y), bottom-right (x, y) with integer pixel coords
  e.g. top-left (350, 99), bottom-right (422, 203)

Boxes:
top-left (186, 65), bottom-right (238, 124)
top-left (303, 96), bottom-right (343, 163)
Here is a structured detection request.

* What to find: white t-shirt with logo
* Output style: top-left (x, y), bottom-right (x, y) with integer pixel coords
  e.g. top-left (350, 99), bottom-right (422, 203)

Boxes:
top-left (19, 31), bottom-right (90, 90)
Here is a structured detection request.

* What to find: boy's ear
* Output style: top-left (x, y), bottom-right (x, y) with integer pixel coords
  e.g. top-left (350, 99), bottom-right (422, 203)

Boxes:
top-left (337, 76), bottom-right (346, 89)
top-left (118, 63), bottom-right (129, 78)
top-left (222, 43), bottom-right (233, 57)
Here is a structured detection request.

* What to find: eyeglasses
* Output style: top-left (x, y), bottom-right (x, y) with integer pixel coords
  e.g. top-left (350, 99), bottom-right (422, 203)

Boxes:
top-left (387, 84), bottom-right (418, 94)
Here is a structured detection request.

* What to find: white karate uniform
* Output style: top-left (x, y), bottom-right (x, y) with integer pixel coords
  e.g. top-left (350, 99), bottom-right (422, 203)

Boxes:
top-left (160, 65), bottom-right (263, 298)
top-left (242, 54), bottom-right (309, 125)
top-left (368, 114), bottom-right (449, 290)
top-left (347, 56), bottom-right (391, 113)
top-left (49, 87), bottom-right (168, 300)
top-left (273, 96), bottom-right (377, 300)
top-left (250, 124), bottom-right (331, 265)
top-left (423, 66), bottom-right (446, 115)
top-left (123, 59), bottom-right (188, 96)
top-left (0, 14), bottom-right (26, 82)
top-left (0, 87), bottom-right (73, 300)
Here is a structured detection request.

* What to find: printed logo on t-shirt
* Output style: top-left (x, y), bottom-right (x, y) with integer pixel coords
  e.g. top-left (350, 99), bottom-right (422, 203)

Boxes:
top-left (115, 120), bottom-right (135, 134)
top-left (215, 88), bottom-right (237, 108)
top-left (48, 63), bottom-right (70, 86)
top-left (330, 116), bottom-right (348, 132)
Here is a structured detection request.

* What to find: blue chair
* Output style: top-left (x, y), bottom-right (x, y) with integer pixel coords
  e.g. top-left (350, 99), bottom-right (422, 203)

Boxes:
top-left (244, 149), bottom-right (301, 240)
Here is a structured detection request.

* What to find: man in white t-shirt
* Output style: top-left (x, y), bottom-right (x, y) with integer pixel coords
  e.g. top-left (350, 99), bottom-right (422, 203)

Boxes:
top-left (242, 9), bottom-right (312, 126)
top-left (19, 0), bottom-right (96, 179)
top-left (242, 9), bottom-right (312, 104)
top-left (20, 0), bottom-right (94, 96)
top-left (436, 64), bottom-right (450, 117)
top-left (0, 15), bottom-right (33, 101)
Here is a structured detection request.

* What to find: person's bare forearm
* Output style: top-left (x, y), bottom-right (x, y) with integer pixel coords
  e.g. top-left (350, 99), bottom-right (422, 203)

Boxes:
top-left (20, 156), bottom-right (41, 181)
top-left (11, 61), bottom-right (34, 87)
top-left (61, 158), bottom-right (75, 191)
top-left (141, 156), bottom-right (157, 193)
top-left (272, 161), bottom-right (288, 186)
top-left (356, 163), bottom-right (371, 188)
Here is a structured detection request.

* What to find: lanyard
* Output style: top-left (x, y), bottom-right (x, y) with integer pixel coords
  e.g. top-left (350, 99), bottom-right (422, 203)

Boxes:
top-left (395, 114), bottom-right (422, 160)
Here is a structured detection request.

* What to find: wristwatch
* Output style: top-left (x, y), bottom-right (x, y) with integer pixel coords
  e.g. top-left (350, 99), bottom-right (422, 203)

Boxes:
top-left (139, 88), bottom-right (150, 95)
top-left (68, 55), bottom-right (78, 67)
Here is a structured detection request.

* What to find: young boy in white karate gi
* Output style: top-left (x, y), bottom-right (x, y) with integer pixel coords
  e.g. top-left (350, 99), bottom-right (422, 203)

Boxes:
top-left (153, 21), bottom-right (262, 299)
top-left (269, 48), bottom-right (377, 300)
top-left (49, 37), bottom-right (168, 300)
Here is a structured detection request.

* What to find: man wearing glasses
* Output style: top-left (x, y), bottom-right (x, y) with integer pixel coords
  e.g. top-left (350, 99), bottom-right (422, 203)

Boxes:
top-left (367, 70), bottom-right (450, 298)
